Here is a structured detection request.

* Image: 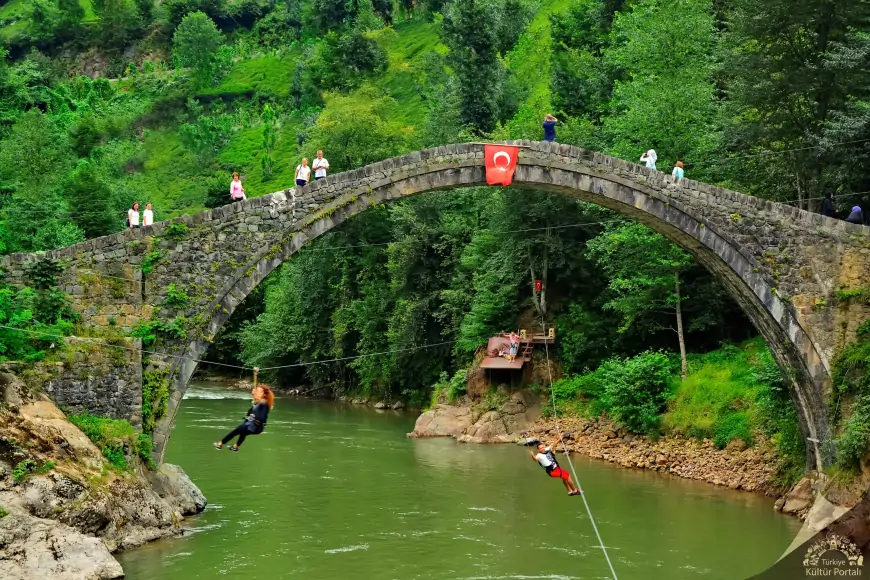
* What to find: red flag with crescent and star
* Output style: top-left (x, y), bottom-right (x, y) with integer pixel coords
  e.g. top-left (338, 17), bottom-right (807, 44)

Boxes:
top-left (484, 144), bottom-right (519, 187)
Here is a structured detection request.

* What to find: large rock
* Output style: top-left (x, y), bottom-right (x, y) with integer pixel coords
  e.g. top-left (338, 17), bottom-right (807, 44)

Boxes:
top-left (408, 404), bottom-right (476, 438)
top-left (0, 511), bottom-right (123, 580)
top-left (409, 389), bottom-right (542, 443)
top-left (17, 400), bottom-right (105, 470)
top-left (146, 463), bottom-right (208, 516)
top-left (781, 477), bottom-right (814, 514)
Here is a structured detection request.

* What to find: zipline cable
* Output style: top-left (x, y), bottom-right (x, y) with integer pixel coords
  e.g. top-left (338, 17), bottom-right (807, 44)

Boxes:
top-left (0, 324), bottom-right (457, 373)
top-left (536, 310), bottom-right (619, 580)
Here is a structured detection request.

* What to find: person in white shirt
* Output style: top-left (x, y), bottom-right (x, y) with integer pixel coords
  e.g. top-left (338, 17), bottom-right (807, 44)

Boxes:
top-left (127, 202), bottom-right (140, 230)
top-left (143, 203), bottom-right (154, 226)
top-left (640, 149), bottom-right (657, 170)
top-left (312, 150), bottom-right (329, 181)
top-left (295, 158), bottom-right (311, 187)
top-left (530, 432), bottom-right (581, 496)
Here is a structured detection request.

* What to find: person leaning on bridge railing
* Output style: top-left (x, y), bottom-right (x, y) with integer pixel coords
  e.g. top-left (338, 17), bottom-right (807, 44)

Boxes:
top-left (846, 206), bottom-right (864, 225)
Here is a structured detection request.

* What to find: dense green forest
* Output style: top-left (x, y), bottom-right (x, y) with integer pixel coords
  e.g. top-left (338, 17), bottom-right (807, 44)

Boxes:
top-left (1, 0), bottom-right (870, 478)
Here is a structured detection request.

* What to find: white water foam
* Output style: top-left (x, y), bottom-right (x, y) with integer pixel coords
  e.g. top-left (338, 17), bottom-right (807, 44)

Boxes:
top-left (325, 544), bottom-right (369, 554)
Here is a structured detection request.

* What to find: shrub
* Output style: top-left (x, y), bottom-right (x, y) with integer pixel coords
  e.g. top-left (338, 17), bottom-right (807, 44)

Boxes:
top-left (163, 283), bottom-right (190, 308)
top-left (67, 413), bottom-right (137, 471)
top-left (136, 433), bottom-right (156, 468)
top-left (598, 351), bottom-right (675, 434)
top-left (832, 319), bottom-right (870, 469)
top-left (429, 367), bottom-right (468, 406)
top-left (142, 368), bottom-right (170, 433)
top-left (131, 318), bottom-right (187, 347)
top-left (12, 458), bottom-right (56, 482)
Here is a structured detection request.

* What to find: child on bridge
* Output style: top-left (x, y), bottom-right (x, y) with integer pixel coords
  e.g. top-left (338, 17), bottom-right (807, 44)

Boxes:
top-left (530, 432), bottom-right (582, 496)
top-left (214, 384), bottom-right (275, 452)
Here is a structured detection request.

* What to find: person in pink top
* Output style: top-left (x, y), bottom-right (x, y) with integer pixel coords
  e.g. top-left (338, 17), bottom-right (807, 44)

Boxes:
top-left (230, 172), bottom-right (246, 201)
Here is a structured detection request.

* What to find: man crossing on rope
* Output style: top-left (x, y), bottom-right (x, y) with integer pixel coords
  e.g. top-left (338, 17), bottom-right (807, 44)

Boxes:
top-left (530, 433), bottom-right (582, 496)
top-left (214, 384), bottom-right (275, 452)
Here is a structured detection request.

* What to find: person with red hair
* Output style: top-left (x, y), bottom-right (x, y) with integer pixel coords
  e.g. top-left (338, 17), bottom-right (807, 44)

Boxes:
top-left (214, 384), bottom-right (275, 452)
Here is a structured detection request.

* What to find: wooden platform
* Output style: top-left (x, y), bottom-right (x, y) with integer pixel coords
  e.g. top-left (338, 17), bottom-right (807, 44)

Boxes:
top-left (479, 336), bottom-right (531, 370)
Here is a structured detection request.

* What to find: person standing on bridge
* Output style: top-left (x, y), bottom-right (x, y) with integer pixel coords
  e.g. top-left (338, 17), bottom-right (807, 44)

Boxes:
top-left (640, 149), bottom-right (657, 170)
top-left (672, 161), bottom-right (684, 181)
top-left (214, 384), bottom-right (275, 452)
top-left (143, 203), bottom-right (154, 227)
top-left (127, 202), bottom-right (140, 230)
top-left (530, 433), bottom-right (581, 496)
top-left (313, 150), bottom-right (330, 181)
top-left (543, 114), bottom-right (558, 142)
top-left (295, 158), bottom-right (311, 188)
top-left (230, 172), bottom-right (246, 201)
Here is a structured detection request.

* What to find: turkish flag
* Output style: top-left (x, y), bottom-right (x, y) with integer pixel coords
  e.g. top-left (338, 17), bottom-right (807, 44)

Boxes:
top-left (484, 144), bottom-right (519, 187)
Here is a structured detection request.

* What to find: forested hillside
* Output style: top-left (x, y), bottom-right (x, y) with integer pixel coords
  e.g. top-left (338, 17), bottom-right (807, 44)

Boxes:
top-left (2, 0), bottom-right (870, 476)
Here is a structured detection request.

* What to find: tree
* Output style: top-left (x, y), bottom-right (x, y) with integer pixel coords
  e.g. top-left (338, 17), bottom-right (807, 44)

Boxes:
top-left (724, 0), bottom-right (870, 208)
top-left (305, 90), bottom-right (410, 171)
top-left (91, 0), bottom-right (143, 49)
top-left (587, 222), bottom-right (694, 378)
top-left (550, 0), bottom-right (613, 121)
top-left (442, 0), bottom-right (505, 134)
top-left (260, 103), bottom-right (277, 179)
top-left (312, 0), bottom-right (355, 31)
top-left (64, 161), bottom-right (117, 239)
top-left (57, 0), bottom-right (85, 37)
top-left (172, 11), bottom-right (224, 87)
top-left (603, 0), bottom-right (720, 174)
top-left (27, 0), bottom-right (60, 43)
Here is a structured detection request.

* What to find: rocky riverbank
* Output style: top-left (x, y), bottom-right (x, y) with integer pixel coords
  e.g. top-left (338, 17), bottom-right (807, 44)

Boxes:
top-left (408, 395), bottom-right (794, 497)
top-left (527, 416), bottom-right (780, 495)
top-left (0, 372), bottom-right (206, 579)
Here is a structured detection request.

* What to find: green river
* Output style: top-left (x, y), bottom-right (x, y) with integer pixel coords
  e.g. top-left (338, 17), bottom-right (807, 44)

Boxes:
top-left (117, 382), bottom-right (801, 579)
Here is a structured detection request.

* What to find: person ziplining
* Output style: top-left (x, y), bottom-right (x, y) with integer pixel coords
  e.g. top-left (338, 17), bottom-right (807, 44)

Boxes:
top-left (214, 383), bottom-right (275, 452)
top-left (530, 432), bottom-right (582, 496)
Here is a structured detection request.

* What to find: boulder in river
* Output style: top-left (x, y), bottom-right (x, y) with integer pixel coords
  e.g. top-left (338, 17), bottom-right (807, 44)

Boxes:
top-left (781, 477), bottom-right (813, 514)
top-left (0, 512), bottom-right (124, 580)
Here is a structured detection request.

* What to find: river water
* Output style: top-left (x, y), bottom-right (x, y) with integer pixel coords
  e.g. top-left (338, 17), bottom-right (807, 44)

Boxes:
top-left (117, 382), bottom-right (801, 579)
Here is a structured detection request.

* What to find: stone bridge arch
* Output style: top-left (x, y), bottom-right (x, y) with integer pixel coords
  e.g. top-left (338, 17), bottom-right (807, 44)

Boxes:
top-left (3, 141), bottom-right (869, 467)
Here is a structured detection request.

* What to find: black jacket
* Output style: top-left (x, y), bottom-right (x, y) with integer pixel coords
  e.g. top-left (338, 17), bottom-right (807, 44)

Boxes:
top-left (846, 209), bottom-right (864, 225)
top-left (821, 197), bottom-right (835, 218)
top-left (243, 402), bottom-right (270, 434)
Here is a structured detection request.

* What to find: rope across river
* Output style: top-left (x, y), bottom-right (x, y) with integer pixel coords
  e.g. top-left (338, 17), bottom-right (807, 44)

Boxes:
top-left (538, 312), bottom-right (619, 580)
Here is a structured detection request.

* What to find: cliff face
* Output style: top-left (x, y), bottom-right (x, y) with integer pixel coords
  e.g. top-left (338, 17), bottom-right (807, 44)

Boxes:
top-left (0, 372), bottom-right (206, 580)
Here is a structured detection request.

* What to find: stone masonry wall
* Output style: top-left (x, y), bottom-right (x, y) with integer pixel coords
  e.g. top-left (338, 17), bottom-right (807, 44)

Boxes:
top-left (0, 337), bottom-right (142, 426)
top-left (2, 141), bottom-right (869, 463)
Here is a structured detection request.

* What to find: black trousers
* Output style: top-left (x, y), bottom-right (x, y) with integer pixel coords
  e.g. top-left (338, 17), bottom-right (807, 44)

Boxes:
top-left (221, 423), bottom-right (252, 447)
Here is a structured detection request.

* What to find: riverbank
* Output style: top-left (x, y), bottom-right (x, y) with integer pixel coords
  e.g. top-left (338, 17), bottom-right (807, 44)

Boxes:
top-left (0, 371), bottom-right (206, 579)
top-left (408, 391), bottom-right (802, 500)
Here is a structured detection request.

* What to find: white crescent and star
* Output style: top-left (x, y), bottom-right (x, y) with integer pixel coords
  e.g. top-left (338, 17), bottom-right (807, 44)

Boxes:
top-left (493, 151), bottom-right (511, 167)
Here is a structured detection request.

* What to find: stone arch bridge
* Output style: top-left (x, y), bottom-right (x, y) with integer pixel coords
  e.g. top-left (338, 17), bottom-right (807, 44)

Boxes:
top-left (3, 141), bottom-right (869, 467)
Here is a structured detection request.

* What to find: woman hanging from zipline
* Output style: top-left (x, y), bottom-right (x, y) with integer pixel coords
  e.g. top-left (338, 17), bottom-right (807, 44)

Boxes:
top-left (214, 384), bottom-right (275, 452)
top-left (530, 432), bottom-right (582, 496)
